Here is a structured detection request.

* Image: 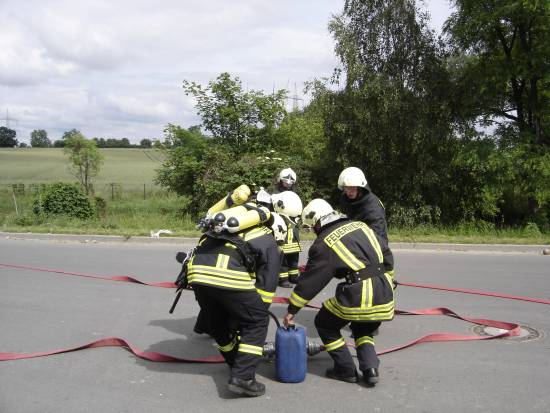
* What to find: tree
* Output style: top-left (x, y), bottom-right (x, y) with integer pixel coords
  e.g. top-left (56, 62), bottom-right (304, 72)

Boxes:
top-left (62, 129), bottom-right (82, 141)
top-left (445, 0), bottom-right (550, 146)
top-left (53, 129), bottom-right (81, 148)
top-left (140, 138), bottom-right (152, 148)
top-left (30, 129), bottom-right (51, 147)
top-left (63, 132), bottom-right (103, 195)
top-left (183, 72), bottom-right (288, 152)
top-left (0, 126), bottom-right (18, 147)
top-left (320, 0), bottom-right (457, 214)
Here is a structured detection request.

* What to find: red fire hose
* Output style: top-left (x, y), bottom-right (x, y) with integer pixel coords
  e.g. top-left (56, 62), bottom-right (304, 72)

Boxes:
top-left (0, 262), bottom-right (544, 363)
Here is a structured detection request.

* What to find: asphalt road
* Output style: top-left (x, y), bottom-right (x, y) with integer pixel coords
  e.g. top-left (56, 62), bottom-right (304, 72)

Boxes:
top-left (1, 236), bottom-right (549, 413)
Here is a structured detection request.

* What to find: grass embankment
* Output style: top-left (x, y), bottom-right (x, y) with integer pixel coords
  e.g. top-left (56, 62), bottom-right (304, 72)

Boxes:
top-left (2, 188), bottom-right (548, 244)
top-left (1, 148), bottom-right (548, 244)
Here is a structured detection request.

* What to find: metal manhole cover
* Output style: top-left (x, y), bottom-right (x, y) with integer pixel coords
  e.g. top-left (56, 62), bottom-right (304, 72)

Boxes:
top-left (472, 324), bottom-right (542, 342)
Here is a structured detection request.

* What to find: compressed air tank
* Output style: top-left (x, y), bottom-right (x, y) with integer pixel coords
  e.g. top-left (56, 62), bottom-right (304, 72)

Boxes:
top-left (207, 184), bottom-right (251, 217)
top-left (214, 204), bottom-right (270, 233)
top-left (275, 326), bottom-right (307, 383)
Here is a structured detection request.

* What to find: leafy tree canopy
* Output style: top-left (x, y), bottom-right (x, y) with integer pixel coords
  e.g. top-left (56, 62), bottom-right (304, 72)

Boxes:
top-left (0, 126), bottom-right (18, 147)
top-left (30, 129), bottom-right (51, 147)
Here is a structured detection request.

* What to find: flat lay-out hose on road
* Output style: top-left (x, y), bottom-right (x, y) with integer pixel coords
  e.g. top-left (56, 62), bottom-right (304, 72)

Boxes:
top-left (0, 262), bottom-right (547, 363)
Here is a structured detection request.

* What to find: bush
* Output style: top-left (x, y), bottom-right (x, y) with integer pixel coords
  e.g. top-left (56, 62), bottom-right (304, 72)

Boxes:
top-left (523, 222), bottom-right (541, 236)
top-left (387, 204), bottom-right (441, 229)
top-left (33, 182), bottom-right (95, 219)
top-left (94, 196), bottom-right (107, 218)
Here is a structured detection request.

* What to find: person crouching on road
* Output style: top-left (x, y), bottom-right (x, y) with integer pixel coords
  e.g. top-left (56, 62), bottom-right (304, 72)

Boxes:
top-left (283, 199), bottom-right (395, 386)
top-left (187, 217), bottom-right (280, 397)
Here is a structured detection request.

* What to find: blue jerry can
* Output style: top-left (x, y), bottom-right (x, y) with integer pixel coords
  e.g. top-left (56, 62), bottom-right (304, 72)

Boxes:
top-left (275, 325), bottom-right (307, 383)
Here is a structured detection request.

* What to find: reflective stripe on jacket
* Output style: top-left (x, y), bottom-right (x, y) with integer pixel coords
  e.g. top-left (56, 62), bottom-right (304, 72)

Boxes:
top-left (188, 226), bottom-right (280, 303)
top-left (288, 218), bottom-right (394, 322)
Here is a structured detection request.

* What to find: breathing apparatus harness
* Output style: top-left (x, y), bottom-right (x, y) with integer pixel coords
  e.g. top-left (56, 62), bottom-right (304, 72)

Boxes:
top-left (168, 224), bottom-right (257, 314)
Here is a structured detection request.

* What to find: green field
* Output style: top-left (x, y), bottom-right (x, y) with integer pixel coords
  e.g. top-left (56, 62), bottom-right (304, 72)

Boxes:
top-left (0, 148), bottom-right (166, 188)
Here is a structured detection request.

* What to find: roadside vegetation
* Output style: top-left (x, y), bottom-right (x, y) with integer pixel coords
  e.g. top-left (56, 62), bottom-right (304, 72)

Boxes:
top-left (1, 184), bottom-right (548, 244)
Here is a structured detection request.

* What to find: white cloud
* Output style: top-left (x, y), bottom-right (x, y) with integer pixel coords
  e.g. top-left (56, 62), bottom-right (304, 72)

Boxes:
top-left (0, 0), bottom-right (452, 143)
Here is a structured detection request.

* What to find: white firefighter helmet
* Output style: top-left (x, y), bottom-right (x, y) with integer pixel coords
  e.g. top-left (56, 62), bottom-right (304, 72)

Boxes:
top-left (271, 191), bottom-right (303, 218)
top-left (278, 167), bottom-right (297, 186)
top-left (337, 167), bottom-right (368, 190)
top-left (270, 212), bottom-right (288, 244)
top-left (301, 199), bottom-right (334, 227)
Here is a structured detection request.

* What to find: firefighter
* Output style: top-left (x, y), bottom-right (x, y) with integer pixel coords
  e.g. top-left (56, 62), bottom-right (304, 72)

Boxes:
top-left (187, 205), bottom-right (280, 397)
top-left (338, 167), bottom-right (388, 244)
top-left (273, 167), bottom-right (297, 193)
top-left (283, 199), bottom-right (395, 386)
top-left (192, 187), bottom-right (285, 336)
top-left (271, 191), bottom-right (303, 287)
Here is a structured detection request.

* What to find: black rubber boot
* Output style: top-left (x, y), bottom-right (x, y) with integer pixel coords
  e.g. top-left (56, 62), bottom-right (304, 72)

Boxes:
top-left (325, 368), bottom-right (358, 383)
top-left (362, 367), bottom-right (379, 386)
top-left (227, 377), bottom-right (266, 397)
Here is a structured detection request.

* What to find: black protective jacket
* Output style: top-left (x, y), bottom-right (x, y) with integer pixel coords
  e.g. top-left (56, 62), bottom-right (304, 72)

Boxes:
top-left (187, 226), bottom-right (280, 305)
top-left (287, 218), bottom-right (394, 321)
top-left (339, 190), bottom-right (388, 243)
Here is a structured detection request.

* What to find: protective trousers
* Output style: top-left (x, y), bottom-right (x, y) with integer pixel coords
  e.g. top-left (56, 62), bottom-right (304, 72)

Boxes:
top-left (280, 252), bottom-right (300, 283)
top-left (192, 285), bottom-right (269, 380)
top-left (315, 305), bottom-right (381, 376)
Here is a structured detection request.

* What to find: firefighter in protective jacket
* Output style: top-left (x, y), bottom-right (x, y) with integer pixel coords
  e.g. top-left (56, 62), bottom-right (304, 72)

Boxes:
top-left (338, 166), bottom-right (389, 244)
top-left (283, 199), bottom-right (394, 386)
top-left (271, 190), bottom-right (303, 287)
top-left (187, 206), bottom-right (280, 397)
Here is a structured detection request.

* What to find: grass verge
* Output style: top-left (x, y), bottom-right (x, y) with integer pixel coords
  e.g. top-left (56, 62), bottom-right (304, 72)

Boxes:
top-left (1, 187), bottom-right (549, 244)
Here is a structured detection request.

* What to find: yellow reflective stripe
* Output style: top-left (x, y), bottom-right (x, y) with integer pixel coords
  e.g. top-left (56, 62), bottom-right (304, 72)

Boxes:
top-left (238, 343), bottom-right (263, 356)
top-left (279, 271), bottom-right (289, 279)
top-left (243, 227), bottom-right (271, 241)
top-left (198, 237), bottom-right (207, 246)
top-left (288, 269), bottom-right (299, 276)
top-left (224, 243), bottom-right (237, 249)
top-left (384, 272), bottom-right (394, 286)
top-left (326, 298), bottom-right (394, 313)
top-left (361, 280), bottom-right (368, 308)
top-left (216, 254), bottom-right (230, 268)
top-left (189, 264), bottom-right (251, 279)
top-left (332, 240), bottom-right (364, 271)
top-left (256, 288), bottom-right (274, 303)
top-left (367, 278), bottom-right (373, 307)
top-left (289, 291), bottom-right (309, 308)
top-left (324, 299), bottom-right (394, 321)
top-left (324, 337), bottom-right (346, 352)
top-left (282, 244), bottom-right (301, 253)
top-left (188, 276), bottom-right (255, 290)
top-left (218, 338), bottom-right (237, 353)
top-left (188, 265), bottom-right (255, 289)
top-left (286, 229), bottom-right (293, 243)
top-left (355, 336), bottom-right (374, 347)
top-left (361, 227), bottom-right (383, 263)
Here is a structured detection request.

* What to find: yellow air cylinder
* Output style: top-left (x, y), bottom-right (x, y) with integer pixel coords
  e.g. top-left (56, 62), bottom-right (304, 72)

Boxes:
top-left (214, 204), bottom-right (271, 233)
top-left (213, 205), bottom-right (249, 225)
top-left (207, 184), bottom-right (251, 217)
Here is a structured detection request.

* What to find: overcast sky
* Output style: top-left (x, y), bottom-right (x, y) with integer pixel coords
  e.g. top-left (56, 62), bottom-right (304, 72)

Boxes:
top-left (1, 1), bottom-right (453, 144)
